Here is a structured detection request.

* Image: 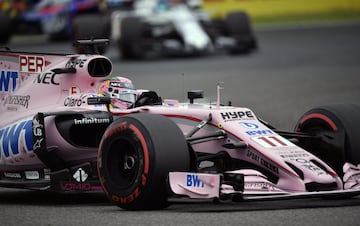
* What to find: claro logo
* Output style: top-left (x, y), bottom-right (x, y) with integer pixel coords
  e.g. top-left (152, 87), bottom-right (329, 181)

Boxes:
top-left (64, 95), bottom-right (86, 107)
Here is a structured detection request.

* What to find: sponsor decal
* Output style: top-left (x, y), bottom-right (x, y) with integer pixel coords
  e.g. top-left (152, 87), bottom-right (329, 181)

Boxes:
top-left (64, 95), bottom-right (86, 107)
top-left (65, 58), bottom-right (87, 68)
top-left (4, 172), bottom-right (22, 179)
top-left (73, 168), bottom-right (88, 182)
top-left (252, 135), bottom-right (296, 148)
top-left (246, 150), bottom-right (279, 174)
top-left (32, 115), bottom-right (45, 151)
top-left (245, 182), bottom-right (278, 191)
top-left (246, 130), bottom-right (274, 136)
top-left (19, 55), bottom-right (45, 73)
top-left (221, 111), bottom-right (255, 122)
top-left (109, 81), bottom-right (134, 89)
top-left (186, 174), bottom-right (205, 188)
top-left (280, 153), bottom-right (310, 159)
top-left (74, 117), bottom-right (110, 125)
top-left (239, 122), bottom-right (274, 136)
top-left (34, 72), bottom-right (59, 85)
top-left (69, 86), bottom-right (80, 95)
top-left (239, 122), bottom-right (259, 129)
top-left (112, 187), bottom-right (141, 204)
top-left (0, 120), bottom-right (33, 160)
top-left (4, 95), bottom-right (30, 108)
top-left (25, 171), bottom-right (40, 180)
top-left (0, 70), bottom-right (18, 93)
top-left (295, 158), bottom-right (326, 175)
top-left (60, 183), bottom-right (92, 191)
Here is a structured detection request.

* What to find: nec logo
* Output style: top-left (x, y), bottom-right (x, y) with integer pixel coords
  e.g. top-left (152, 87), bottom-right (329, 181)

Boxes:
top-left (19, 55), bottom-right (45, 73)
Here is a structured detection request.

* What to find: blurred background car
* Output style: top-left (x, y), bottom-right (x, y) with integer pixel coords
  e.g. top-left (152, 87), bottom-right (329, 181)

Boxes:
top-left (1, 0), bottom-right (257, 59)
top-left (0, 0), bottom-right (108, 43)
top-left (74, 0), bottom-right (257, 59)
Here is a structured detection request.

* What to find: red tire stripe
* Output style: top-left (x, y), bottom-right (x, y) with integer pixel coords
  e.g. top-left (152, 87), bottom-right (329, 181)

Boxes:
top-left (300, 113), bottom-right (338, 131)
top-left (130, 124), bottom-right (149, 174)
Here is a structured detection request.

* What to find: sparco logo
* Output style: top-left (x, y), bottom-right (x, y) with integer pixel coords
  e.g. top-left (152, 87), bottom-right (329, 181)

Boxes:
top-left (74, 117), bottom-right (110, 125)
top-left (64, 95), bottom-right (86, 107)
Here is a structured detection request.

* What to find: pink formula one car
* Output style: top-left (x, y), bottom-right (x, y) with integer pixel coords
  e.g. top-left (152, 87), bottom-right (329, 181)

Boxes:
top-left (1, 40), bottom-right (360, 210)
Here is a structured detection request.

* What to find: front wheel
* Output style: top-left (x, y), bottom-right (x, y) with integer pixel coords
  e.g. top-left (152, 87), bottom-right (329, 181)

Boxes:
top-left (295, 104), bottom-right (360, 176)
top-left (97, 113), bottom-right (191, 210)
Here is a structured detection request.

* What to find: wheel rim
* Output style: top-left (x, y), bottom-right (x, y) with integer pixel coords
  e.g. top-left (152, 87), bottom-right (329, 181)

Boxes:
top-left (106, 137), bottom-right (143, 189)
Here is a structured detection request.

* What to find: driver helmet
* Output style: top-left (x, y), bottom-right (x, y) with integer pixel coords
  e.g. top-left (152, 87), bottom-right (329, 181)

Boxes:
top-left (98, 76), bottom-right (137, 109)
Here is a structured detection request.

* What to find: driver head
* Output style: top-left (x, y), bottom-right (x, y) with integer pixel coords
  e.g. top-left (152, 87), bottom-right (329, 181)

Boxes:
top-left (98, 76), bottom-right (137, 109)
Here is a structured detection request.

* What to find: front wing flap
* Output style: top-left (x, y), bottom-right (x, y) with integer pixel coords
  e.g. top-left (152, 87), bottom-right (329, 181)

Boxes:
top-left (169, 171), bottom-right (360, 201)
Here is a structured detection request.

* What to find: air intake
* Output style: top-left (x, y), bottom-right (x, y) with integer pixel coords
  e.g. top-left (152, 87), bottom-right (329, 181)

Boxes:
top-left (87, 58), bottom-right (112, 77)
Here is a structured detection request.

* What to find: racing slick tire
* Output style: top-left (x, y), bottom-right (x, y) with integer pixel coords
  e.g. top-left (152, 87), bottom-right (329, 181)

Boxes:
top-left (98, 113), bottom-right (191, 210)
top-left (225, 11), bottom-right (257, 54)
top-left (0, 12), bottom-right (14, 44)
top-left (295, 104), bottom-right (360, 176)
top-left (118, 17), bottom-right (145, 60)
top-left (73, 14), bottom-right (110, 54)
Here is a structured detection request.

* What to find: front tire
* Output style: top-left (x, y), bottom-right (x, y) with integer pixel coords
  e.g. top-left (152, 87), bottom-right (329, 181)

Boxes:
top-left (295, 104), bottom-right (360, 176)
top-left (98, 113), bottom-right (191, 210)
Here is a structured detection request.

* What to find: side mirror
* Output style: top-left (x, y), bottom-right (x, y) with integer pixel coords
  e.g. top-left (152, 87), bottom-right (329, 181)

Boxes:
top-left (87, 96), bottom-right (111, 105)
top-left (188, 90), bottom-right (203, 104)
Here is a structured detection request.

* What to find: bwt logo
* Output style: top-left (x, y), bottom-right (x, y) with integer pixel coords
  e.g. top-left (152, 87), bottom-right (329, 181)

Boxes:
top-left (0, 120), bottom-right (33, 160)
top-left (19, 55), bottom-right (45, 73)
top-left (186, 174), bottom-right (204, 188)
top-left (0, 70), bottom-right (18, 92)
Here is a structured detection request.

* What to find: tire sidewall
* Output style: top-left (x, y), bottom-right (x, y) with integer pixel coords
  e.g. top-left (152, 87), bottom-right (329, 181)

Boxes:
top-left (295, 104), bottom-right (360, 175)
top-left (98, 113), bottom-right (190, 210)
top-left (98, 117), bottom-right (154, 207)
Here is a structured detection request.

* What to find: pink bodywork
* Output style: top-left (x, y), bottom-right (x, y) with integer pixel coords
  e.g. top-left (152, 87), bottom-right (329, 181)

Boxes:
top-left (0, 52), bottom-right (110, 169)
top-left (0, 50), bottom-right (344, 196)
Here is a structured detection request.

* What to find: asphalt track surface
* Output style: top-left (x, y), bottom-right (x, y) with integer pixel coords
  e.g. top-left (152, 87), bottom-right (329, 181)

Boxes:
top-left (1, 22), bottom-right (360, 225)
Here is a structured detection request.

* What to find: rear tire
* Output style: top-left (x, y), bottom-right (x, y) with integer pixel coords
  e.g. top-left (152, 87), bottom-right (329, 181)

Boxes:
top-left (225, 11), bottom-right (257, 54)
top-left (118, 17), bottom-right (145, 60)
top-left (295, 104), bottom-right (360, 176)
top-left (0, 12), bottom-right (14, 44)
top-left (98, 113), bottom-right (191, 210)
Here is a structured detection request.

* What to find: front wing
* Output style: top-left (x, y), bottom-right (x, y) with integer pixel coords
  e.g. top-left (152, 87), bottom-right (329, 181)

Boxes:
top-left (168, 170), bottom-right (360, 201)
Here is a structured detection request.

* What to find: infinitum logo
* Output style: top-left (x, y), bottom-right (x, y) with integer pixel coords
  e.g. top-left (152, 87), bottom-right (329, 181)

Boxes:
top-left (73, 117), bottom-right (110, 125)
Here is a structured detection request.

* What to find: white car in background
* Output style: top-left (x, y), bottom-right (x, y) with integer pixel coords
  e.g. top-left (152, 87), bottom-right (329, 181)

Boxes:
top-left (75, 0), bottom-right (257, 59)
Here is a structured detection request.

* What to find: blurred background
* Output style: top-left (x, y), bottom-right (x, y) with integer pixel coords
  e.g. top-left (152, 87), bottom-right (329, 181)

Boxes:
top-left (1, 0), bottom-right (360, 46)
